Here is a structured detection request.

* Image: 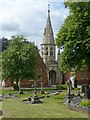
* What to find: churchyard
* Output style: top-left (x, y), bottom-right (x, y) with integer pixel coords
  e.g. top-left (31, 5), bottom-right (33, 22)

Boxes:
top-left (1, 86), bottom-right (89, 119)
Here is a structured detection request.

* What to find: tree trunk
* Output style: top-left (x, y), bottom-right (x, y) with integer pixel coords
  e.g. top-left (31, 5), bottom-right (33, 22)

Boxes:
top-left (18, 80), bottom-right (23, 94)
top-left (34, 81), bottom-right (37, 95)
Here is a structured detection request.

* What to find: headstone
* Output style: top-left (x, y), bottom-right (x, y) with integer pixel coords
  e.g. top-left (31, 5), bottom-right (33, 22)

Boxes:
top-left (74, 79), bottom-right (77, 88)
top-left (84, 90), bottom-right (90, 99)
top-left (0, 95), bottom-right (2, 101)
top-left (80, 84), bottom-right (86, 93)
top-left (0, 110), bottom-right (3, 116)
top-left (72, 97), bottom-right (81, 105)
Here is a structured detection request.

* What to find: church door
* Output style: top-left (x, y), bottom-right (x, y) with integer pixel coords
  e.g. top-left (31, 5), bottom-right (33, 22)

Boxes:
top-left (49, 70), bottom-right (56, 84)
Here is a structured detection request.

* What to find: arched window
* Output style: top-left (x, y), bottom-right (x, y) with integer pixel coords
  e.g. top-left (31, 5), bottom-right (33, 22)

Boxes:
top-left (50, 47), bottom-right (53, 50)
top-left (46, 47), bottom-right (48, 50)
top-left (46, 51), bottom-right (48, 55)
top-left (50, 51), bottom-right (53, 56)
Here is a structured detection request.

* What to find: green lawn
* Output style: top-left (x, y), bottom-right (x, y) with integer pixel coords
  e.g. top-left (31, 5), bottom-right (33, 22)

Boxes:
top-left (2, 89), bottom-right (89, 118)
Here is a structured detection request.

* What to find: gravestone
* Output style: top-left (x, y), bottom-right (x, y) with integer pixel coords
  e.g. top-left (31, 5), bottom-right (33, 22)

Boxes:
top-left (80, 84), bottom-right (86, 93)
top-left (72, 97), bottom-right (81, 105)
top-left (84, 90), bottom-right (90, 99)
top-left (0, 95), bottom-right (2, 101)
top-left (0, 110), bottom-right (3, 116)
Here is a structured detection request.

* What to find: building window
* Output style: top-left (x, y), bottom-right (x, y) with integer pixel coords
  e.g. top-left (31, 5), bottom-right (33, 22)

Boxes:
top-left (50, 47), bottom-right (53, 50)
top-left (46, 47), bottom-right (48, 50)
top-left (46, 51), bottom-right (48, 55)
top-left (50, 51), bottom-right (53, 56)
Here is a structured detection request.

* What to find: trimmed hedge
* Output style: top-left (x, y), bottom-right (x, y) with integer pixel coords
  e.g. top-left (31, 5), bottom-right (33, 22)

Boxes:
top-left (55, 84), bottom-right (67, 90)
top-left (80, 99), bottom-right (90, 107)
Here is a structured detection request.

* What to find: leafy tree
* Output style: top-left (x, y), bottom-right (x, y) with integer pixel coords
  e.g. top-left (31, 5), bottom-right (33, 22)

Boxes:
top-left (2, 35), bottom-right (38, 91)
top-left (56, 1), bottom-right (90, 73)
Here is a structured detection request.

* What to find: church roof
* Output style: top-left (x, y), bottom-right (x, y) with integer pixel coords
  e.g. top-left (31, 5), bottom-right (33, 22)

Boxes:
top-left (41, 4), bottom-right (55, 45)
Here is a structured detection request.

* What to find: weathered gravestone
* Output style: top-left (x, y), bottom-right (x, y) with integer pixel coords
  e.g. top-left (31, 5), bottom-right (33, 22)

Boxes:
top-left (0, 110), bottom-right (3, 116)
top-left (0, 95), bottom-right (2, 101)
top-left (80, 84), bottom-right (86, 93)
top-left (72, 97), bottom-right (81, 105)
top-left (84, 90), bottom-right (90, 99)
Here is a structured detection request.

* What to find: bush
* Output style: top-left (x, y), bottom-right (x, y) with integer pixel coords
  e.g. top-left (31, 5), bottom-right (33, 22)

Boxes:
top-left (55, 84), bottom-right (67, 90)
top-left (80, 99), bottom-right (90, 107)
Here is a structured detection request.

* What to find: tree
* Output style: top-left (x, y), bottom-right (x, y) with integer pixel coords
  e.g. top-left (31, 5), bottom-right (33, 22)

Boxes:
top-left (56, 1), bottom-right (90, 73)
top-left (2, 35), bottom-right (38, 92)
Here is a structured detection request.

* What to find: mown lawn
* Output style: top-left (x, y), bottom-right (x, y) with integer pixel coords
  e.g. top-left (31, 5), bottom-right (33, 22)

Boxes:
top-left (2, 89), bottom-right (89, 118)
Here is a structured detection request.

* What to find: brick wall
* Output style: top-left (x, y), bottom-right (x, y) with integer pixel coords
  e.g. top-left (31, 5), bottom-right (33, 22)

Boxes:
top-left (64, 70), bottom-right (90, 85)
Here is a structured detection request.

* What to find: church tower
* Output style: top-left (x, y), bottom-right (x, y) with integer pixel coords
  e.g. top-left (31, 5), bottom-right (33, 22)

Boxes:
top-left (41, 4), bottom-right (55, 63)
top-left (41, 4), bottom-right (62, 85)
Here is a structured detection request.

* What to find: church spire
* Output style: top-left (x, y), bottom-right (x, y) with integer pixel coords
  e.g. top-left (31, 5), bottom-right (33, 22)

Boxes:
top-left (41, 3), bottom-right (55, 63)
top-left (41, 3), bottom-right (54, 45)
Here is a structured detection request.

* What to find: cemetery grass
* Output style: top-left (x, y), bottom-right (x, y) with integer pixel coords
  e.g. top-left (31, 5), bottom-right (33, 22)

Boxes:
top-left (2, 90), bottom-right (88, 118)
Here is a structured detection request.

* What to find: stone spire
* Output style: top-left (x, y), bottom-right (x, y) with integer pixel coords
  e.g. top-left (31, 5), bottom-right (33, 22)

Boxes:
top-left (41, 4), bottom-right (56, 63)
top-left (42, 4), bottom-right (55, 45)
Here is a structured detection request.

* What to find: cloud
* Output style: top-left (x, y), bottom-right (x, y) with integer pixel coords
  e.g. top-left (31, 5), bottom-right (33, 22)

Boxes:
top-left (0, 0), bottom-right (69, 47)
top-left (2, 16), bottom-right (20, 31)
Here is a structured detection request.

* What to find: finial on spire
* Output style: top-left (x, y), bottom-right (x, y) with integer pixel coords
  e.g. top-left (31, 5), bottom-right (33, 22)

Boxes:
top-left (48, 4), bottom-right (50, 14)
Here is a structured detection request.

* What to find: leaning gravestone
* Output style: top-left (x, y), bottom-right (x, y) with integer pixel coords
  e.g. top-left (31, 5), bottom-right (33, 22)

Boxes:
top-left (72, 96), bottom-right (81, 105)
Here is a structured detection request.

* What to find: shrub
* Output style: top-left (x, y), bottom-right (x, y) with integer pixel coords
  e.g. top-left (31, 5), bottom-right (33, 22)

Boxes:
top-left (55, 84), bottom-right (67, 90)
top-left (80, 99), bottom-right (90, 107)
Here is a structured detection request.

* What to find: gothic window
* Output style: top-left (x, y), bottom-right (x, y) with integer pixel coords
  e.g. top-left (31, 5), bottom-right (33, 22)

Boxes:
top-left (46, 47), bottom-right (48, 50)
top-left (50, 47), bottom-right (53, 50)
top-left (50, 51), bottom-right (53, 56)
top-left (46, 51), bottom-right (48, 55)
top-left (42, 47), bottom-right (43, 50)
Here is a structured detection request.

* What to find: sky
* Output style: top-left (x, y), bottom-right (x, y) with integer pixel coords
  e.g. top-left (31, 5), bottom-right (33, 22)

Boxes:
top-left (0, 0), bottom-right (69, 48)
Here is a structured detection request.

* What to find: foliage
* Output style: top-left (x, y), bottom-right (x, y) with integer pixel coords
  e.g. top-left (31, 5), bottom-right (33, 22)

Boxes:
top-left (56, 2), bottom-right (90, 72)
top-left (2, 35), bottom-right (38, 85)
top-left (80, 99), bottom-right (90, 107)
top-left (55, 84), bottom-right (67, 90)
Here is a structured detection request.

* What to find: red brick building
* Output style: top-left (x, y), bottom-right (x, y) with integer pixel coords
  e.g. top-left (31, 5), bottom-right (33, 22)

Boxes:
top-left (63, 69), bottom-right (90, 85)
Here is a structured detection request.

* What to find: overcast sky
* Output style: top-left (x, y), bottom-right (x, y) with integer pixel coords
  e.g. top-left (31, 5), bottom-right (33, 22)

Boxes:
top-left (0, 0), bottom-right (69, 48)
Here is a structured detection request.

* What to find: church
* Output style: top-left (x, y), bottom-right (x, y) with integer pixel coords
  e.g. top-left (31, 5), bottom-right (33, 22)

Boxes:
top-left (2, 4), bottom-right (90, 87)
top-left (40, 4), bottom-right (62, 85)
